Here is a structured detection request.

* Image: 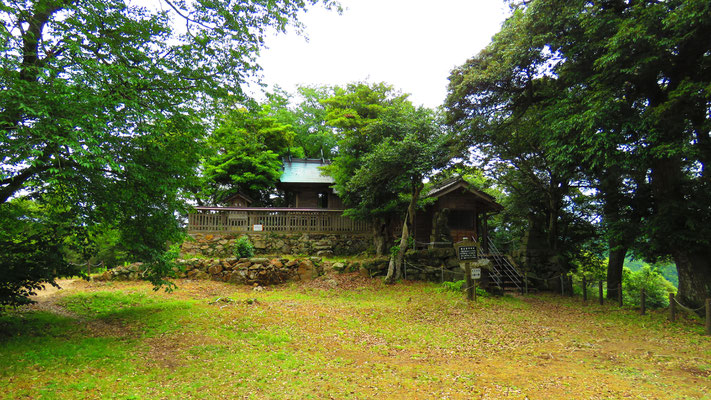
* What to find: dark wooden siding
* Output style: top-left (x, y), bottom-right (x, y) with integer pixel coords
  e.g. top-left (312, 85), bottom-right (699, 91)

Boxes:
top-left (442, 191), bottom-right (478, 242)
top-left (285, 183), bottom-right (343, 210)
top-left (415, 207), bottom-right (433, 243)
top-left (329, 192), bottom-right (344, 210)
top-left (296, 189), bottom-right (319, 208)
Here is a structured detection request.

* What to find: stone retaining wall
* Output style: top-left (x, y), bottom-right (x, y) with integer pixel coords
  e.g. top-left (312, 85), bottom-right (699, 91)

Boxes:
top-left (98, 249), bottom-right (485, 287)
top-left (97, 257), bottom-right (326, 286)
top-left (334, 248), bottom-right (483, 282)
top-left (181, 232), bottom-right (371, 258)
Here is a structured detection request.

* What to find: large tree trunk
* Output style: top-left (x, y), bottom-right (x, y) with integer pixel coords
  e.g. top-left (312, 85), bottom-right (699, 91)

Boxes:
top-left (606, 244), bottom-right (627, 300)
top-left (603, 212), bottom-right (639, 300)
top-left (385, 207), bottom-right (412, 283)
top-left (372, 220), bottom-right (388, 257)
top-left (673, 250), bottom-right (711, 313)
top-left (385, 183), bottom-right (422, 283)
top-left (648, 157), bottom-right (711, 308)
top-left (600, 168), bottom-right (632, 299)
top-left (546, 177), bottom-right (566, 254)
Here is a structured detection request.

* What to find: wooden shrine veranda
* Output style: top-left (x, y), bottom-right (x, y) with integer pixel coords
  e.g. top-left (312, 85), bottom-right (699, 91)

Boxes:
top-left (187, 207), bottom-right (370, 234)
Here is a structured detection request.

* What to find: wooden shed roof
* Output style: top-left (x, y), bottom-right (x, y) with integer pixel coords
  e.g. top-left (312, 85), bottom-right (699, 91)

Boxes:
top-left (222, 192), bottom-right (253, 205)
top-left (426, 177), bottom-right (504, 212)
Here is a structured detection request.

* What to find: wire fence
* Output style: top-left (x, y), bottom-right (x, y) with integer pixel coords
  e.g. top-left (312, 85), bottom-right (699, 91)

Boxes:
top-left (68, 261), bottom-right (107, 276)
top-left (526, 273), bottom-right (711, 335)
top-left (672, 297), bottom-right (706, 313)
top-left (427, 263), bottom-right (711, 336)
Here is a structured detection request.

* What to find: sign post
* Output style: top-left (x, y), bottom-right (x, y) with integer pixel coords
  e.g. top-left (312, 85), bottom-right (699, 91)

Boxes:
top-left (457, 245), bottom-right (478, 261)
top-left (464, 263), bottom-right (474, 301)
top-left (471, 268), bottom-right (481, 280)
top-left (455, 240), bottom-right (481, 302)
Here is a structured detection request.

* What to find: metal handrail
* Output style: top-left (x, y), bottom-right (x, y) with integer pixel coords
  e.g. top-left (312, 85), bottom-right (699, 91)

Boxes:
top-left (487, 238), bottom-right (523, 290)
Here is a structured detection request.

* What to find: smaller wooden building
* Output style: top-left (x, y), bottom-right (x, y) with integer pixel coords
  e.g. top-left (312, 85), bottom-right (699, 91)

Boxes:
top-left (278, 158), bottom-right (343, 209)
top-left (414, 177), bottom-right (503, 247)
top-left (221, 193), bottom-right (253, 208)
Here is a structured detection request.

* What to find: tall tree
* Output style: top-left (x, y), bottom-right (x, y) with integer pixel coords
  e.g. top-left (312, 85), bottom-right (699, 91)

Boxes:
top-left (447, 0), bottom-right (711, 308)
top-left (345, 107), bottom-right (451, 282)
top-left (446, 13), bottom-right (595, 277)
top-left (322, 82), bottom-right (413, 255)
top-left (266, 85), bottom-right (338, 158)
top-left (323, 82), bottom-right (452, 271)
top-left (201, 105), bottom-right (294, 205)
top-left (200, 86), bottom-right (342, 206)
top-left (0, 0), bottom-right (334, 306)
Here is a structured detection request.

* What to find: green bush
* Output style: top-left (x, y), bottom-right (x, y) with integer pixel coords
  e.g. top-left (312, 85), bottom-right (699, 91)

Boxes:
top-left (440, 280), bottom-right (465, 292)
top-left (622, 266), bottom-right (676, 308)
top-left (233, 236), bottom-right (255, 258)
top-left (0, 199), bottom-right (81, 307)
top-left (389, 237), bottom-right (416, 258)
top-left (437, 280), bottom-right (488, 297)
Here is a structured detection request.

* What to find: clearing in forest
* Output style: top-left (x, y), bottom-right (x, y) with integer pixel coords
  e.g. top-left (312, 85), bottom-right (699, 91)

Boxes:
top-left (1, 273), bottom-right (709, 399)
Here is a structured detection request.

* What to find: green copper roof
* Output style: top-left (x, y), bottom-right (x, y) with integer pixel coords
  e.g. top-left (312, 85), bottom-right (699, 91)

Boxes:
top-left (280, 158), bottom-right (334, 184)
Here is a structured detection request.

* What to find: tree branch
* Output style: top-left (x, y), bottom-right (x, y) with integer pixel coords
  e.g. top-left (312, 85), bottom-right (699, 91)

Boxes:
top-left (0, 162), bottom-right (49, 203)
top-left (160, 0), bottom-right (213, 36)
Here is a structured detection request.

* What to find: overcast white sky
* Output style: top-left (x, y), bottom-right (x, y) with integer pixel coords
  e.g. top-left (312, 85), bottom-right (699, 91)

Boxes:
top-left (256, 0), bottom-right (510, 109)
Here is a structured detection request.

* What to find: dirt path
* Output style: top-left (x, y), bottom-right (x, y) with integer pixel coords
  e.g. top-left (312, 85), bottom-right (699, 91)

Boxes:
top-left (31, 278), bottom-right (80, 299)
top-left (27, 278), bottom-right (83, 318)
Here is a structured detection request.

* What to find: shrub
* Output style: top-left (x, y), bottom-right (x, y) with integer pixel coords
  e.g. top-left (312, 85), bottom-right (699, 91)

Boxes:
top-left (437, 280), bottom-right (488, 297)
top-left (389, 237), bottom-right (416, 258)
top-left (623, 266), bottom-right (676, 308)
top-left (0, 199), bottom-right (81, 307)
top-left (440, 280), bottom-right (464, 292)
top-left (233, 236), bottom-right (255, 258)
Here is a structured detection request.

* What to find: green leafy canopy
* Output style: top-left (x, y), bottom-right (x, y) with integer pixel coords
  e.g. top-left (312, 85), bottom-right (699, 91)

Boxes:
top-left (0, 0), bottom-right (336, 306)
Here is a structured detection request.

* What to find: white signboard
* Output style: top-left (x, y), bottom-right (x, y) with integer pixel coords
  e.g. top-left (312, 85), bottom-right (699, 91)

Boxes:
top-left (471, 268), bottom-right (481, 280)
top-left (252, 224), bottom-right (263, 232)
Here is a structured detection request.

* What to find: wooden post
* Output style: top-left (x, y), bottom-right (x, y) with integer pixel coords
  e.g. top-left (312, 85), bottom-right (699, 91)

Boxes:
top-left (599, 281), bottom-right (604, 305)
top-left (474, 280), bottom-right (478, 302)
top-left (706, 298), bottom-right (711, 336)
top-left (568, 275), bottom-right (574, 297)
top-left (618, 283), bottom-right (623, 307)
top-left (582, 276), bottom-right (587, 302)
top-left (465, 264), bottom-right (474, 301)
top-left (641, 289), bottom-right (646, 315)
top-left (560, 275), bottom-right (565, 296)
top-left (481, 213), bottom-right (489, 254)
top-left (524, 272), bottom-right (528, 295)
top-left (669, 293), bottom-right (676, 321)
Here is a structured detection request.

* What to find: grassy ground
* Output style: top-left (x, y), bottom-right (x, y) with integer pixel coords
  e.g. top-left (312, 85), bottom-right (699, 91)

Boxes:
top-left (1, 273), bottom-right (709, 399)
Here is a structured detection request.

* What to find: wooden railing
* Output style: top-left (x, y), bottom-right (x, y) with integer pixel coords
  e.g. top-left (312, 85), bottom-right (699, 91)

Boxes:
top-left (187, 207), bottom-right (370, 234)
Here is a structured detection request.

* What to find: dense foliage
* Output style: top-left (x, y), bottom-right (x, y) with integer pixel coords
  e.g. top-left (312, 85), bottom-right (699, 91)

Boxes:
top-left (322, 83), bottom-right (453, 278)
top-left (0, 0), bottom-right (333, 306)
top-left (199, 86), bottom-right (340, 206)
top-left (623, 266), bottom-right (676, 309)
top-left (200, 105), bottom-right (292, 206)
top-left (446, 0), bottom-right (711, 308)
top-left (0, 199), bottom-right (75, 306)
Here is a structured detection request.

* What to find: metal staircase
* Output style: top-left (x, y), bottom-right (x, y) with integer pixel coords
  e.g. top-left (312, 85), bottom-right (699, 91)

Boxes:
top-left (486, 238), bottom-right (524, 292)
